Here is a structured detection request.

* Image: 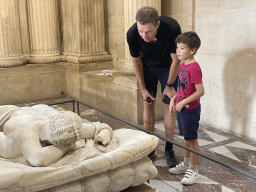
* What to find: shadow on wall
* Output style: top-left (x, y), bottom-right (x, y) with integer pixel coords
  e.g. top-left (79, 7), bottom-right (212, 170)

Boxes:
top-left (223, 49), bottom-right (256, 137)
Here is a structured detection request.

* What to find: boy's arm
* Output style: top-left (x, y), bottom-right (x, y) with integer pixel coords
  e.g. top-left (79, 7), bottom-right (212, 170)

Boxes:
top-left (169, 94), bottom-right (177, 115)
top-left (175, 83), bottom-right (205, 112)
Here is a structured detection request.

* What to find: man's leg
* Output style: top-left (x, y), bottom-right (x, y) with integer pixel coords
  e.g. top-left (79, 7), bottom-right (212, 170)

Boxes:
top-left (143, 101), bottom-right (155, 132)
top-left (144, 100), bottom-right (156, 159)
top-left (164, 103), bottom-right (179, 168)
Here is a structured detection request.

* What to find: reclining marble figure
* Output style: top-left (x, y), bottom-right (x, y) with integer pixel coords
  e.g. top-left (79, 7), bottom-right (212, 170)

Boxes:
top-left (0, 105), bottom-right (118, 166)
top-left (0, 104), bottom-right (159, 192)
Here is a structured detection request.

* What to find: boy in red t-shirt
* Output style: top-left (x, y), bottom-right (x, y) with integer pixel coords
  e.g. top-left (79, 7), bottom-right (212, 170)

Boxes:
top-left (168, 31), bottom-right (205, 185)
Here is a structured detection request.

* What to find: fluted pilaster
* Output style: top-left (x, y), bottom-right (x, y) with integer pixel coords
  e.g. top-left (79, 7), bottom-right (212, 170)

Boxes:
top-left (0, 0), bottom-right (27, 67)
top-left (27, 0), bottom-right (61, 64)
top-left (122, 0), bottom-right (161, 75)
top-left (61, 0), bottom-right (111, 64)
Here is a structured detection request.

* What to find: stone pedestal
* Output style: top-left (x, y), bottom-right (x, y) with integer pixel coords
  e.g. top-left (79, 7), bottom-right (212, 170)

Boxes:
top-left (0, 64), bottom-right (66, 105)
top-left (66, 69), bottom-right (164, 124)
top-left (121, 0), bottom-right (161, 75)
top-left (0, 0), bottom-right (27, 67)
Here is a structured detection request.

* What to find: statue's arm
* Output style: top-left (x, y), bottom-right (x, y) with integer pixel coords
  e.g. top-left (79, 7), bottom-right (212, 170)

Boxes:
top-left (20, 131), bottom-right (72, 167)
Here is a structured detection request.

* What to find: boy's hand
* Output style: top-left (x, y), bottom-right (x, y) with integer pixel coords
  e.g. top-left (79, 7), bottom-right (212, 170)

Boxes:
top-left (175, 101), bottom-right (185, 112)
top-left (169, 99), bottom-right (176, 115)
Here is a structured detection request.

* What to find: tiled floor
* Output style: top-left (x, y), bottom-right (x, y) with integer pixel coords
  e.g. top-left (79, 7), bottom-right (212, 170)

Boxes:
top-left (150, 121), bottom-right (256, 192)
top-left (16, 98), bottom-right (256, 192)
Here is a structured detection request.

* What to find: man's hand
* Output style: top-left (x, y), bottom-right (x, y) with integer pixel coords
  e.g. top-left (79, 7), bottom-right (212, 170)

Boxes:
top-left (142, 90), bottom-right (155, 103)
top-left (163, 86), bottom-right (176, 101)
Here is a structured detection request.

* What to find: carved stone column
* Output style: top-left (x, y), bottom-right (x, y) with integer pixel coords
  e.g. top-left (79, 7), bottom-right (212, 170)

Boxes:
top-left (122, 0), bottom-right (161, 75)
top-left (27, 0), bottom-right (61, 64)
top-left (0, 0), bottom-right (27, 67)
top-left (61, 0), bottom-right (111, 65)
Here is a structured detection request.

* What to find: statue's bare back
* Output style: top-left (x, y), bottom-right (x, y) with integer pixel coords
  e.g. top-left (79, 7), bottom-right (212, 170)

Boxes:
top-left (4, 111), bottom-right (44, 134)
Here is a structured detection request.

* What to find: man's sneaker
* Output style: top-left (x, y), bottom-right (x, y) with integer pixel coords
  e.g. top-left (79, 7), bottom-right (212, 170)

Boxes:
top-left (165, 150), bottom-right (179, 168)
top-left (147, 150), bottom-right (156, 159)
top-left (181, 169), bottom-right (199, 185)
top-left (168, 162), bottom-right (188, 174)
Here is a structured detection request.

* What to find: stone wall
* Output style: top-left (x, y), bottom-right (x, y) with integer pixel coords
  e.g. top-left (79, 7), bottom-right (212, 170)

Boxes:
top-left (162, 0), bottom-right (194, 32)
top-left (194, 0), bottom-right (256, 140)
top-left (161, 0), bottom-right (256, 141)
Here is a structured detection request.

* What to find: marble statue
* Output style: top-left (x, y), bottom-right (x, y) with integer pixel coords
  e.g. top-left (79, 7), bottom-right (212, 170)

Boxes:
top-left (0, 104), bottom-right (159, 192)
top-left (0, 105), bottom-right (118, 167)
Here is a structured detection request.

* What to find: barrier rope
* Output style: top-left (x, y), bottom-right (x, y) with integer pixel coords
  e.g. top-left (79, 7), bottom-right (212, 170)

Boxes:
top-left (76, 100), bottom-right (256, 181)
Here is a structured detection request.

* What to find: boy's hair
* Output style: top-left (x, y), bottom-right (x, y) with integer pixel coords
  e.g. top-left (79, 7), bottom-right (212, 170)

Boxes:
top-left (135, 6), bottom-right (159, 26)
top-left (175, 31), bottom-right (201, 54)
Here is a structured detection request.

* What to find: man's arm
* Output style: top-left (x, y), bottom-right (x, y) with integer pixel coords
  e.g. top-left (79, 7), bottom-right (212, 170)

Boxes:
top-left (132, 56), bottom-right (154, 101)
top-left (163, 53), bottom-right (180, 99)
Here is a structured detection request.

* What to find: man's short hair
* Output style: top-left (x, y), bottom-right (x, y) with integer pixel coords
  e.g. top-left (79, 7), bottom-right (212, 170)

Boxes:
top-left (135, 6), bottom-right (159, 26)
top-left (175, 31), bottom-right (201, 53)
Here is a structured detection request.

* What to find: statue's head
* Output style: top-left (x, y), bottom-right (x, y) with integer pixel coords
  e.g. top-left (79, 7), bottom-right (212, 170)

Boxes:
top-left (40, 111), bottom-right (82, 146)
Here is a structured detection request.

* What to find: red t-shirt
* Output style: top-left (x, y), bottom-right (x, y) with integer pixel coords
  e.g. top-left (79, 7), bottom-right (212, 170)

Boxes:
top-left (176, 62), bottom-right (203, 109)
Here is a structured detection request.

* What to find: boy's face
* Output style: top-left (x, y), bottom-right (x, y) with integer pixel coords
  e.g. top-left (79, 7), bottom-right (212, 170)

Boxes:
top-left (137, 21), bottom-right (160, 43)
top-left (176, 43), bottom-right (196, 62)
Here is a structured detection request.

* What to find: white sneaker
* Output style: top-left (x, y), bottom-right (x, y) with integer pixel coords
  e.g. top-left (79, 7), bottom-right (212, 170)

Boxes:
top-left (168, 162), bottom-right (189, 175)
top-left (181, 169), bottom-right (199, 185)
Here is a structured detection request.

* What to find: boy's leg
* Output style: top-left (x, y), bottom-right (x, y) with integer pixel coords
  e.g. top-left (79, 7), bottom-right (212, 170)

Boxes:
top-left (184, 140), bottom-right (191, 165)
top-left (181, 139), bottom-right (200, 185)
top-left (180, 106), bottom-right (201, 185)
top-left (189, 139), bottom-right (199, 166)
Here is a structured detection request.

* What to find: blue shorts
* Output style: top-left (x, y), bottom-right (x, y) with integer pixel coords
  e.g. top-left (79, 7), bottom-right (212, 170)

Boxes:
top-left (143, 66), bottom-right (178, 104)
top-left (177, 105), bottom-right (201, 141)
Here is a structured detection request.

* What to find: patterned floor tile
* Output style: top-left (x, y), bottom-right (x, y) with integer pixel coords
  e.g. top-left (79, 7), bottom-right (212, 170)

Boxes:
top-left (149, 180), bottom-right (183, 192)
top-left (204, 129), bottom-right (230, 142)
top-left (209, 146), bottom-right (242, 162)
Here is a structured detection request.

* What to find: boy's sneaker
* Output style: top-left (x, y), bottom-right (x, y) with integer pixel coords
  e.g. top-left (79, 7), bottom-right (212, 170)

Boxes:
top-left (181, 169), bottom-right (199, 185)
top-left (168, 162), bottom-right (189, 174)
top-left (165, 150), bottom-right (179, 168)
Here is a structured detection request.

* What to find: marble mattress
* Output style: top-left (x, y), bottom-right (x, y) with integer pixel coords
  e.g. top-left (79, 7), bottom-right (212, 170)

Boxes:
top-left (0, 105), bottom-right (159, 192)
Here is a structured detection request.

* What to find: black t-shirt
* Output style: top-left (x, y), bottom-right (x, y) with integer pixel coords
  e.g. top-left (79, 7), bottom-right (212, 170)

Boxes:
top-left (126, 16), bottom-right (181, 68)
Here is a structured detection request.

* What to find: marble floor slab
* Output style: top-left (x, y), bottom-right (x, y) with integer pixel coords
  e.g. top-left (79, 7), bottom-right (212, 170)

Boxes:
top-left (15, 98), bottom-right (256, 192)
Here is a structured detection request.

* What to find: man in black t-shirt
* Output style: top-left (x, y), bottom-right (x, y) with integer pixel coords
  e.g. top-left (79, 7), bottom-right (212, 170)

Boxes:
top-left (126, 6), bottom-right (181, 168)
